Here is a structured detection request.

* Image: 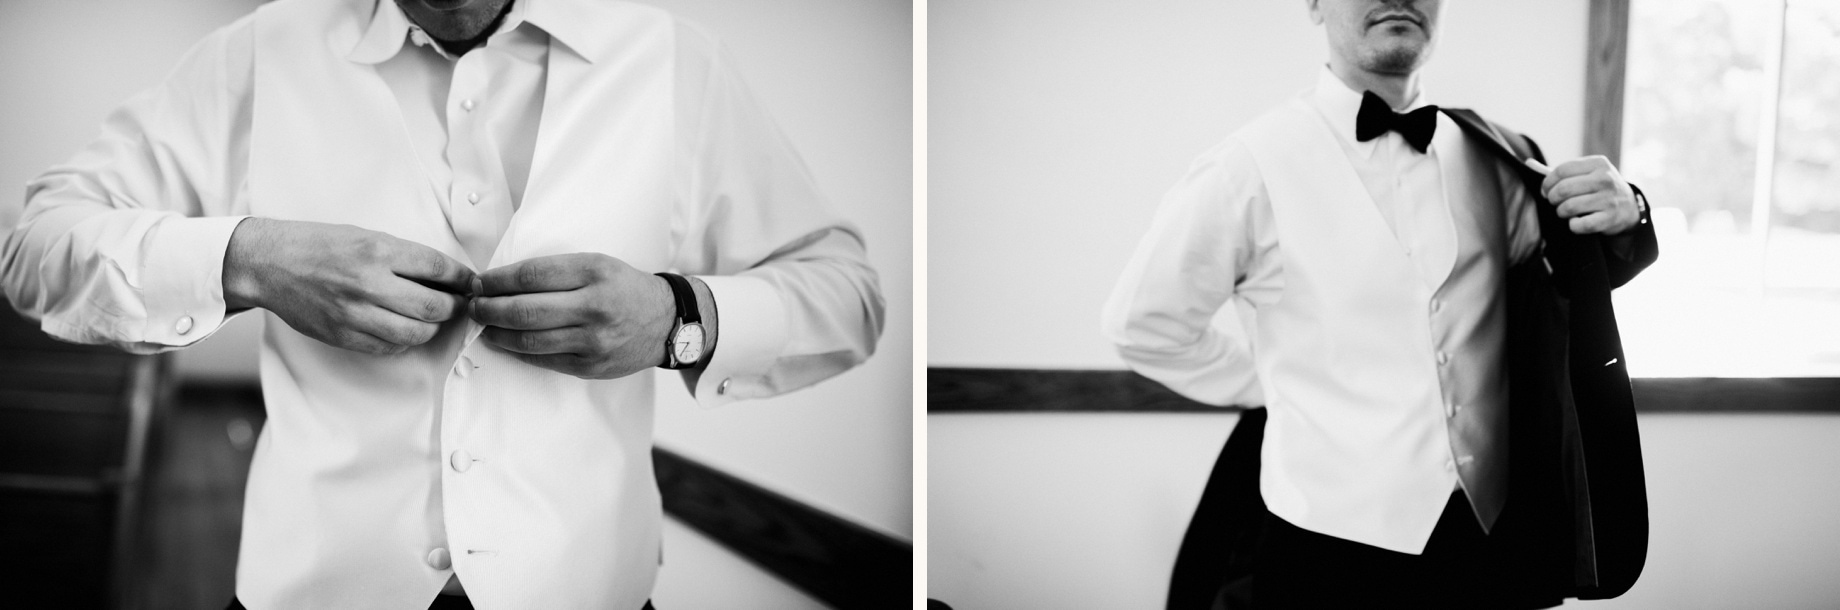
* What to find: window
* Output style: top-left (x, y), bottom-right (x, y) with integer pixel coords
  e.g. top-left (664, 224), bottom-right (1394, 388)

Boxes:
top-left (1612, 0), bottom-right (1840, 376)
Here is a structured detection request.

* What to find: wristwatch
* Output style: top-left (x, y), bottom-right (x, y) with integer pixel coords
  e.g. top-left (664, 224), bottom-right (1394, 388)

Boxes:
top-left (655, 273), bottom-right (706, 370)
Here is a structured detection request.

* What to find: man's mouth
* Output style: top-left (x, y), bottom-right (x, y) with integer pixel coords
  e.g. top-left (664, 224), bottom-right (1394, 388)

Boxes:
top-left (416, 0), bottom-right (478, 11)
top-left (1368, 12), bottom-right (1424, 29)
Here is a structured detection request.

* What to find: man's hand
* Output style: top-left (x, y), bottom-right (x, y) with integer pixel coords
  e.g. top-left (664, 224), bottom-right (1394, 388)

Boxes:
top-left (469, 253), bottom-right (675, 380)
top-left (1539, 155), bottom-right (1641, 235)
top-left (223, 218), bottom-right (474, 355)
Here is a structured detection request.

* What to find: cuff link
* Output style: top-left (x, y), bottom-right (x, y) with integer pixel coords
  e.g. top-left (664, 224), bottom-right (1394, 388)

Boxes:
top-left (175, 315), bottom-right (195, 335)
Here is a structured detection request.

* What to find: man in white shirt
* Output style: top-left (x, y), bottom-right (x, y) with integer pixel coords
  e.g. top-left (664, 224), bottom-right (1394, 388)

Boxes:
top-left (1, 0), bottom-right (885, 608)
top-left (1103, 1), bottom-right (1654, 608)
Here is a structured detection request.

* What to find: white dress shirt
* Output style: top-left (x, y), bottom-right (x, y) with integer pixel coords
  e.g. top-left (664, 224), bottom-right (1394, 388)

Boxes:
top-left (1102, 67), bottom-right (1540, 553)
top-left (0, 0), bottom-right (883, 607)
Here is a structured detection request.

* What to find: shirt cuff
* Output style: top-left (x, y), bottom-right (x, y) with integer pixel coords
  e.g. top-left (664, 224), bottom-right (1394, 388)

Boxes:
top-left (690, 274), bottom-right (787, 407)
top-left (138, 215), bottom-right (249, 346)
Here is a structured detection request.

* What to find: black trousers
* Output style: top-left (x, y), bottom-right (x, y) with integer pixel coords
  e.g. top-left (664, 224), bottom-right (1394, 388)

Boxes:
top-left (228, 596), bottom-right (655, 609)
top-left (1246, 490), bottom-right (1561, 610)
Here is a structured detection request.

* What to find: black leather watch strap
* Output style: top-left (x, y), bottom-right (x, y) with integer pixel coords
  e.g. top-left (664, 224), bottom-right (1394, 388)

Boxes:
top-left (655, 273), bottom-right (700, 325)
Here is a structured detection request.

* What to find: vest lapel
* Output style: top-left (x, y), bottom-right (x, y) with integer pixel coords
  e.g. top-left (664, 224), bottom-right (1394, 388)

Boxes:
top-left (1289, 100), bottom-right (1419, 272)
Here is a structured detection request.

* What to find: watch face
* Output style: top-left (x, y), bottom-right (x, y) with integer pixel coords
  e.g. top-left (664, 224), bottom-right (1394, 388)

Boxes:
top-left (672, 323), bottom-right (706, 365)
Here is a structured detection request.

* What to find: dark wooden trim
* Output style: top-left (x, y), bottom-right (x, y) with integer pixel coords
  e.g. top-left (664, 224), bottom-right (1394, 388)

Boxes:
top-left (927, 367), bottom-right (1840, 414)
top-left (0, 473), bottom-right (112, 496)
top-left (1628, 377), bottom-right (1840, 413)
top-left (1584, 0), bottom-right (1632, 163)
top-left (652, 447), bottom-right (910, 609)
top-left (928, 368), bottom-right (1228, 413)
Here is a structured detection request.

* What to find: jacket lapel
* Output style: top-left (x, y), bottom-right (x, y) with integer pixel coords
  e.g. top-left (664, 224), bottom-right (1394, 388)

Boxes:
top-left (1443, 107), bottom-right (1652, 600)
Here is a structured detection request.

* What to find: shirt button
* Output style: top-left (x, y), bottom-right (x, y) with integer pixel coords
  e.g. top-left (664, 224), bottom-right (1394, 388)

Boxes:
top-left (1436, 352), bottom-right (1449, 365)
top-left (427, 548), bottom-right (452, 570)
top-left (467, 192), bottom-right (480, 205)
top-left (1449, 403), bottom-right (1462, 418)
top-left (461, 99), bottom-right (476, 111)
top-left (1444, 458), bottom-right (1455, 472)
top-left (1429, 300), bottom-right (1442, 313)
top-left (450, 450), bottom-right (473, 473)
top-left (717, 378), bottom-right (731, 395)
top-left (174, 315), bottom-right (195, 335)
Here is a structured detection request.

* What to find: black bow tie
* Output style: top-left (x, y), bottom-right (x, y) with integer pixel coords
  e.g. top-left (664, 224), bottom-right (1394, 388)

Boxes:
top-left (1356, 91), bottom-right (1438, 153)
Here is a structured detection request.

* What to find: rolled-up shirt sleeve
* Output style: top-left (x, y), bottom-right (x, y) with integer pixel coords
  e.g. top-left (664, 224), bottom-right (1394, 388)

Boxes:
top-left (669, 22), bottom-right (885, 406)
top-left (1100, 140), bottom-right (1275, 408)
top-left (1, 17), bottom-right (254, 354)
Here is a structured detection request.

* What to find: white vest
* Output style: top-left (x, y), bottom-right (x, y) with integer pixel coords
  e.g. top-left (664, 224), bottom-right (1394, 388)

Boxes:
top-left (1235, 97), bottom-right (1511, 554)
top-left (242, 0), bottom-right (675, 607)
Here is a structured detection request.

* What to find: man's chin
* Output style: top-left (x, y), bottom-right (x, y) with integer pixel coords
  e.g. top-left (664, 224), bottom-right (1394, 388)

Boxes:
top-left (1361, 43), bottom-right (1428, 75)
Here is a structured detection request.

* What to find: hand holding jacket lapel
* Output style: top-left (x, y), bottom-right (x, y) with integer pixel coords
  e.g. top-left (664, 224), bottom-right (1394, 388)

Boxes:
top-left (1442, 107), bottom-right (1655, 599)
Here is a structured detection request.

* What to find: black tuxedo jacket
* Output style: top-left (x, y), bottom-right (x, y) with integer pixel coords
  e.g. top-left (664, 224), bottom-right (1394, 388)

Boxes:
top-left (1165, 109), bottom-right (1660, 608)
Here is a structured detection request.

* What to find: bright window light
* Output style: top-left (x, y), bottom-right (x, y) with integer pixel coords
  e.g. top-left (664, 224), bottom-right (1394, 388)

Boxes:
top-left (1617, 0), bottom-right (1840, 377)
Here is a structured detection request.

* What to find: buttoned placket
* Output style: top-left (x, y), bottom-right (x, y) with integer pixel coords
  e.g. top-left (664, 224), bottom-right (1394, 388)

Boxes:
top-left (1372, 116), bottom-right (1478, 489)
top-left (443, 47), bottom-right (515, 270)
top-left (412, 24), bottom-right (523, 585)
top-left (1413, 135), bottom-right (1465, 488)
top-left (1430, 302), bottom-right (1474, 487)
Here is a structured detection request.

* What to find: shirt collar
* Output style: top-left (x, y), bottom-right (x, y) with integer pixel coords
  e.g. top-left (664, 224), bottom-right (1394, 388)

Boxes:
top-left (518, 0), bottom-right (603, 62)
top-left (347, 0), bottom-right (562, 64)
top-left (1311, 65), bottom-right (1434, 159)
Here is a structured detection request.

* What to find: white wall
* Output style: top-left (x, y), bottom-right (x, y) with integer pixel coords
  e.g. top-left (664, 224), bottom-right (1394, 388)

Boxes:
top-left (929, 0), bottom-right (1587, 368)
top-left (0, 1), bottom-right (910, 607)
top-left (929, 413), bottom-right (1240, 609)
top-left (927, 1), bottom-right (1840, 609)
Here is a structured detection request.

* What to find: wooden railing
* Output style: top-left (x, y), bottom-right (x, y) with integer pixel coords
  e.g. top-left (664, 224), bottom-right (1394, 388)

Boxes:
top-left (0, 302), bottom-right (167, 609)
top-left (928, 367), bottom-right (1840, 413)
top-left (654, 448), bottom-right (911, 609)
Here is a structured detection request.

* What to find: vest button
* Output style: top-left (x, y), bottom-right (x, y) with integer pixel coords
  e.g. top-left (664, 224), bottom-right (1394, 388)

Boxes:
top-left (1436, 352), bottom-right (1449, 365)
top-left (427, 547), bottom-right (452, 570)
